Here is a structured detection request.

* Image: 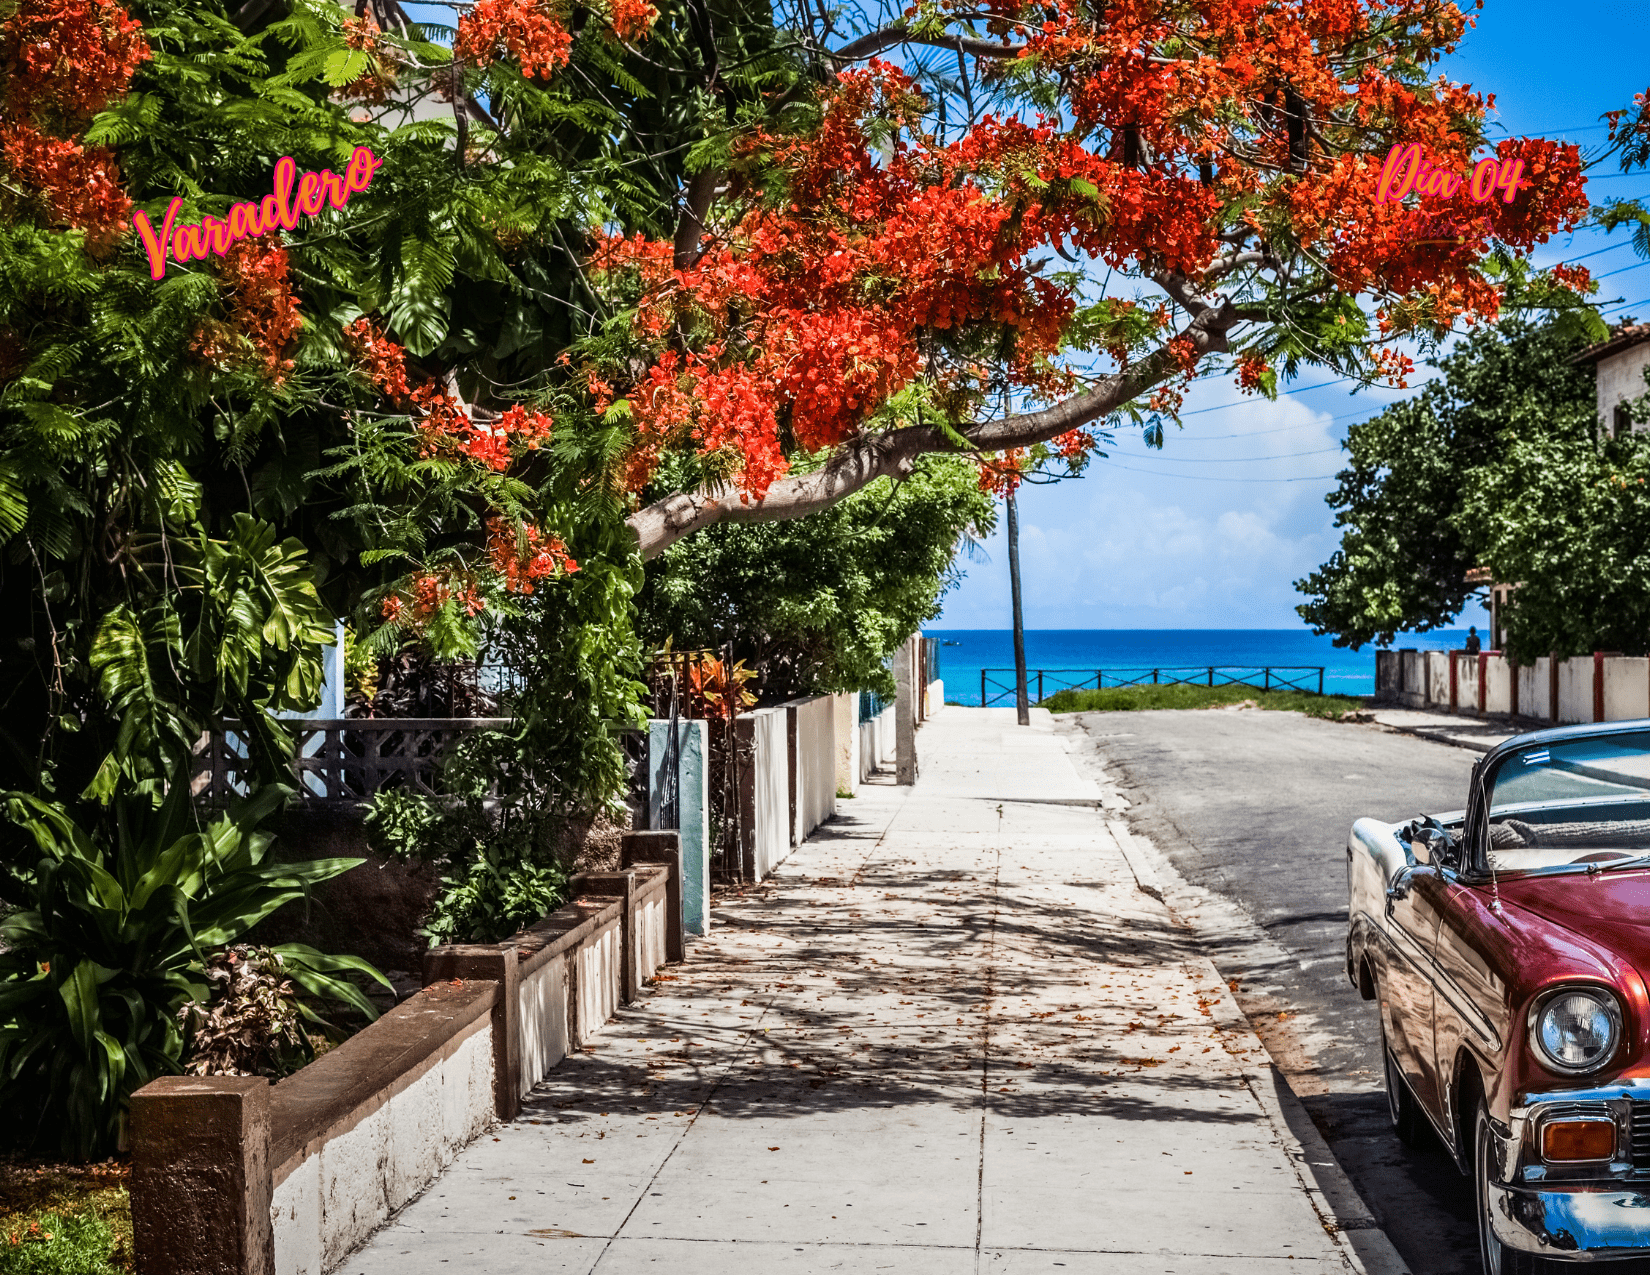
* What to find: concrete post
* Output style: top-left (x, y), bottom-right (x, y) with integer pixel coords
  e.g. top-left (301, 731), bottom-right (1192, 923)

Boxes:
top-left (621, 830), bottom-right (684, 963)
top-left (895, 635), bottom-right (917, 786)
top-left (422, 945), bottom-right (519, 1120)
top-left (648, 717), bottom-right (710, 935)
top-left (130, 1075), bottom-right (274, 1275)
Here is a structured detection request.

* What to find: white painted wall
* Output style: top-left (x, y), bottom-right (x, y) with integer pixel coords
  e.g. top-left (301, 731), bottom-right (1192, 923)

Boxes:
top-left (1455, 655), bottom-right (1479, 713)
top-left (577, 922), bottom-right (620, 1046)
top-left (925, 679), bottom-right (944, 717)
top-left (635, 892), bottom-right (667, 986)
top-left (1603, 656), bottom-right (1650, 722)
top-left (1426, 651), bottom-right (1451, 708)
top-left (832, 693), bottom-right (858, 797)
top-left (270, 1022), bottom-right (495, 1275)
top-left (1483, 656), bottom-right (1513, 716)
top-left (745, 706), bottom-right (790, 881)
top-left (791, 696), bottom-right (836, 845)
top-left (518, 957), bottom-right (570, 1097)
top-left (1597, 341), bottom-right (1650, 434)
top-left (1558, 657), bottom-right (1594, 724)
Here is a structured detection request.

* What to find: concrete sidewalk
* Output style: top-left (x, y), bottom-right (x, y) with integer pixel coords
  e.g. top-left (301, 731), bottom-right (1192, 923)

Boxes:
top-left (343, 707), bottom-right (1393, 1274)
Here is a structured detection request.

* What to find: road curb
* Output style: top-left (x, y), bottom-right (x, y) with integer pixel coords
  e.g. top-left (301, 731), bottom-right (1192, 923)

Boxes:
top-left (1105, 817), bottom-right (1165, 902)
top-left (1374, 720), bottom-right (1497, 754)
top-left (1191, 957), bottom-right (1412, 1275)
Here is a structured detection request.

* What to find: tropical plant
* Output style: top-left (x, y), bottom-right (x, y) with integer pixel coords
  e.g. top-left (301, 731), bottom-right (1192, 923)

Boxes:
top-left (0, 780), bottom-right (386, 1160)
top-left (638, 454), bottom-right (995, 701)
top-left (180, 945), bottom-right (326, 1078)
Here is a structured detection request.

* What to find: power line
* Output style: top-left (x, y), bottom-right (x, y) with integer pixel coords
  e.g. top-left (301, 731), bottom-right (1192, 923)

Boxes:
top-left (1595, 260), bottom-right (1650, 281)
top-left (1107, 445), bottom-right (1345, 464)
top-left (1099, 461), bottom-right (1338, 483)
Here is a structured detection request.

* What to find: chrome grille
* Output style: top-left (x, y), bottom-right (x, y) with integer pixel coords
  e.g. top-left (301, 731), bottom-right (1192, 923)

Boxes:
top-left (1629, 1100), bottom-right (1650, 1167)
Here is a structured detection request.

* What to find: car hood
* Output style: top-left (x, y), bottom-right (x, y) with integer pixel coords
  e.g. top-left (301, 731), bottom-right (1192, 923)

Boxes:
top-left (1500, 869), bottom-right (1650, 969)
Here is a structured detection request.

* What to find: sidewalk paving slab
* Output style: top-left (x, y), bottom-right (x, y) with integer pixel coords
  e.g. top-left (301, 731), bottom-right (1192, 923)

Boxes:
top-left (341, 707), bottom-right (1397, 1275)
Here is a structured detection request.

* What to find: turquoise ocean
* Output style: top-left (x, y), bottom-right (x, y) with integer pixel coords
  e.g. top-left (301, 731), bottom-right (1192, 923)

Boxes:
top-left (925, 628), bottom-right (1480, 706)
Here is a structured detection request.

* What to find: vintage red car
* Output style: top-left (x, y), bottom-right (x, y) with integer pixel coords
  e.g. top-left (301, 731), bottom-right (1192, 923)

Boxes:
top-left (1347, 720), bottom-right (1650, 1274)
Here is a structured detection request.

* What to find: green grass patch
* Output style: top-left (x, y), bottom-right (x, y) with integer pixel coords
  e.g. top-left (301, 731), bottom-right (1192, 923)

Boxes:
top-left (0, 1162), bottom-right (130, 1274)
top-left (1041, 683), bottom-right (1367, 719)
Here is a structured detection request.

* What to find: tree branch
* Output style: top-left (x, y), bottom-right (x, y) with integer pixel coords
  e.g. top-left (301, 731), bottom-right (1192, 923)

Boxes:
top-left (831, 23), bottom-right (1025, 65)
top-left (626, 299), bottom-right (1240, 558)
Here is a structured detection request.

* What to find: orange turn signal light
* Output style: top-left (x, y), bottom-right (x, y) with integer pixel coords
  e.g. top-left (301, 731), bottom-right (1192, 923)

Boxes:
top-left (1542, 1119), bottom-right (1616, 1162)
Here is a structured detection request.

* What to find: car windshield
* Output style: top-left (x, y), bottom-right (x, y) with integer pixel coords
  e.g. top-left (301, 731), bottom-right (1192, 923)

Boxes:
top-left (1486, 731), bottom-right (1650, 873)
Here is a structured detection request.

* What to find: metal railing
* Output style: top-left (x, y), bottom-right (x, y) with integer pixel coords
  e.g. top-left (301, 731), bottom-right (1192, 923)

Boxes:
top-left (980, 665), bottom-right (1326, 706)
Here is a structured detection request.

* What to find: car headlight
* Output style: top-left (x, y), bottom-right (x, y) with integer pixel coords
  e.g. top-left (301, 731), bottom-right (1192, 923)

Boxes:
top-left (1532, 989), bottom-right (1622, 1074)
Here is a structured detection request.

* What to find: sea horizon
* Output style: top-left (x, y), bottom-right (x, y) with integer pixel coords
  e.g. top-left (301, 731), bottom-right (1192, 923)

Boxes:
top-left (923, 627), bottom-right (1482, 706)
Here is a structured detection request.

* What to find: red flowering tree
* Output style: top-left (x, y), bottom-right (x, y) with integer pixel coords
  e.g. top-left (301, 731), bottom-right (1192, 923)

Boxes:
top-left (590, 1), bottom-right (1592, 557)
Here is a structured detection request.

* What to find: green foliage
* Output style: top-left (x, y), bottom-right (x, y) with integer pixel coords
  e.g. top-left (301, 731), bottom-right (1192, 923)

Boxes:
top-left (0, 779), bottom-right (385, 1160)
top-left (0, 1211), bottom-right (123, 1275)
top-left (363, 514), bottom-right (644, 945)
top-left (1295, 314), bottom-right (1597, 649)
top-left (1460, 428), bottom-right (1650, 658)
top-left (1042, 684), bottom-right (1366, 718)
top-left (637, 454), bottom-right (995, 701)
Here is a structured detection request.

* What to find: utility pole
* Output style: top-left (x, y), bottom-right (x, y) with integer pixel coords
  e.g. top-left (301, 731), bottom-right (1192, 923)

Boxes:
top-left (1007, 487), bottom-right (1030, 726)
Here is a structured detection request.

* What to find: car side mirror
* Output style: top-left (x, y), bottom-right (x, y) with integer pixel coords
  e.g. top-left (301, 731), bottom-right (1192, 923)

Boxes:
top-left (1386, 865), bottom-right (1415, 915)
top-left (1404, 816), bottom-right (1458, 869)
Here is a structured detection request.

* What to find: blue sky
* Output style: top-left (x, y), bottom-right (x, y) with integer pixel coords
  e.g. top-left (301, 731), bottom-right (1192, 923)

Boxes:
top-left (938, 0), bottom-right (1650, 633)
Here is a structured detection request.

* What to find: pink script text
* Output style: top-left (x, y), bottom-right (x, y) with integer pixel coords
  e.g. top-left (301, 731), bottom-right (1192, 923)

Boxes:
top-left (1375, 143), bottom-right (1525, 206)
top-left (132, 147), bottom-right (383, 281)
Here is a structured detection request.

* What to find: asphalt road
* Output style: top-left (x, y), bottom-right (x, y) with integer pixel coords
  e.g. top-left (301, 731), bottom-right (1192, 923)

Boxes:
top-left (1063, 708), bottom-right (1485, 1275)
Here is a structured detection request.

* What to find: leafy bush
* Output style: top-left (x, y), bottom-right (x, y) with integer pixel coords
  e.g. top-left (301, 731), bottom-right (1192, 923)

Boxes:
top-left (180, 946), bottom-right (325, 1078)
top-left (0, 1211), bottom-right (122, 1275)
top-left (0, 781), bottom-right (388, 1160)
top-left (365, 790), bottom-right (569, 945)
top-left (1041, 685), bottom-right (1367, 718)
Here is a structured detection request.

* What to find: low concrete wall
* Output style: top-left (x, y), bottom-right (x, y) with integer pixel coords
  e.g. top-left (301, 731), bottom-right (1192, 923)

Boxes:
top-left (924, 679), bottom-right (944, 718)
top-left (130, 835), bottom-right (682, 1275)
top-left (858, 701), bottom-right (897, 781)
top-left (1454, 653), bottom-right (1478, 715)
top-left (1378, 647), bottom-right (1650, 727)
top-left (1558, 656), bottom-right (1594, 724)
top-left (1483, 655), bottom-right (1513, 716)
top-left (788, 696), bottom-right (836, 846)
top-left (1603, 656), bottom-right (1650, 722)
top-left (1400, 649), bottom-right (1425, 707)
top-left (1425, 651), bottom-right (1450, 709)
top-left (738, 705), bottom-right (790, 882)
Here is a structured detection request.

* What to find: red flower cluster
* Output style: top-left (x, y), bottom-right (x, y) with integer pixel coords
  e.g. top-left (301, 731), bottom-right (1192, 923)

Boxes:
top-left (608, 0), bottom-right (658, 40)
top-left (582, 0), bottom-right (1593, 497)
top-left (0, 0), bottom-right (150, 121)
top-left (344, 319), bottom-right (555, 471)
top-left (382, 573), bottom-right (486, 627)
top-left (193, 237), bottom-right (303, 381)
top-left (338, 15), bottom-right (398, 103)
top-left (0, 0), bottom-right (146, 250)
top-left (486, 516), bottom-right (578, 593)
top-left (454, 0), bottom-right (571, 77)
top-left (0, 124), bottom-right (130, 249)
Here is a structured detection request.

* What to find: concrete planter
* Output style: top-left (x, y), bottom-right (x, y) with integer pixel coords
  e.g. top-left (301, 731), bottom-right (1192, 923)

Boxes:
top-left (130, 832), bottom-right (682, 1275)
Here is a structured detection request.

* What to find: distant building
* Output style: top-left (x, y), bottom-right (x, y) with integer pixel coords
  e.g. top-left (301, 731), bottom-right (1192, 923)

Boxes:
top-left (1572, 322), bottom-right (1650, 438)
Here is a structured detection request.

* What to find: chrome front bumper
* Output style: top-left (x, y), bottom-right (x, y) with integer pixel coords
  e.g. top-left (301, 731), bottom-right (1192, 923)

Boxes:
top-left (1490, 1084), bottom-right (1650, 1260)
top-left (1488, 1181), bottom-right (1650, 1260)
